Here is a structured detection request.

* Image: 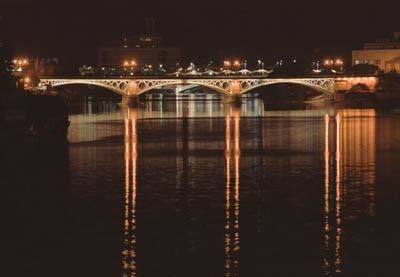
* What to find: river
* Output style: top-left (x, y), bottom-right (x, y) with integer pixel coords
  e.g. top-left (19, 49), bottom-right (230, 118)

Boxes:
top-left (4, 96), bottom-right (400, 276)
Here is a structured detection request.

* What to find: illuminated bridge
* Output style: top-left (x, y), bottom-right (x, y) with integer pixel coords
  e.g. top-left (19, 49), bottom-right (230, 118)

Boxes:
top-left (40, 76), bottom-right (377, 103)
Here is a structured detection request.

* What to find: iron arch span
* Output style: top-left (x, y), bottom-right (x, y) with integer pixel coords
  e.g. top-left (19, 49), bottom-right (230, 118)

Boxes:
top-left (40, 79), bottom-right (131, 95)
top-left (40, 78), bottom-right (233, 96)
top-left (134, 79), bottom-right (232, 96)
top-left (238, 78), bottom-right (335, 95)
top-left (40, 78), bottom-right (336, 97)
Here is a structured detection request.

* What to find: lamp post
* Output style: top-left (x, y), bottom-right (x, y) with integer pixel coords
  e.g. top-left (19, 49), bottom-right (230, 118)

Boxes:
top-left (335, 59), bottom-right (344, 72)
top-left (207, 61), bottom-right (212, 71)
top-left (224, 60), bottom-right (231, 70)
top-left (123, 59), bottom-right (137, 76)
top-left (234, 60), bottom-right (240, 72)
top-left (323, 59), bottom-right (333, 72)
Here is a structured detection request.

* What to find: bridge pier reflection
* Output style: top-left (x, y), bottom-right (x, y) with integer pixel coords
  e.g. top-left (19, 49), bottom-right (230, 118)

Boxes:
top-left (122, 95), bottom-right (139, 106)
top-left (225, 108), bottom-right (241, 276)
top-left (122, 107), bottom-right (138, 277)
top-left (222, 94), bottom-right (242, 104)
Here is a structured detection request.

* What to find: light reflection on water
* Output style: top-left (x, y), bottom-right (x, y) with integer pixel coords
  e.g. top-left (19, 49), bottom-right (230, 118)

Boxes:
top-left (62, 97), bottom-right (398, 276)
top-left (224, 111), bottom-right (241, 276)
top-left (122, 108), bottom-right (137, 276)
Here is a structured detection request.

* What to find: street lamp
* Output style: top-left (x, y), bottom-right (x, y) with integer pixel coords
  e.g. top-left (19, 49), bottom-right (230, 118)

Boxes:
top-left (224, 60), bottom-right (231, 70)
top-left (323, 59), bottom-right (334, 71)
top-left (335, 58), bottom-right (344, 72)
top-left (257, 59), bottom-right (265, 70)
top-left (207, 60), bottom-right (213, 71)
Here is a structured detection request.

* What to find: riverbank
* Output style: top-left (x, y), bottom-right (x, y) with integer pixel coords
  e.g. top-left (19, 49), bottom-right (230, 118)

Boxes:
top-left (0, 88), bottom-right (70, 143)
top-left (334, 90), bottom-right (400, 104)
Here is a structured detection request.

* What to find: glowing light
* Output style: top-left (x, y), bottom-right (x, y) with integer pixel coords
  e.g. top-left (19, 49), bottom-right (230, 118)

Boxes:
top-left (131, 61), bottom-right (136, 66)
top-left (24, 77), bottom-right (30, 83)
top-left (234, 61), bottom-right (240, 66)
top-left (23, 60), bottom-right (27, 64)
top-left (124, 61), bottom-right (129, 66)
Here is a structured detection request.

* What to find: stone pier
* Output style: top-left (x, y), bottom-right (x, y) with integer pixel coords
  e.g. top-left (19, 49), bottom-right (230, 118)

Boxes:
top-left (121, 95), bottom-right (139, 106)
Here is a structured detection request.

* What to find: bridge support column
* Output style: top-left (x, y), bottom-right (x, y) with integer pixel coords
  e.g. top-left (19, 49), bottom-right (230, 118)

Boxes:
top-left (223, 80), bottom-right (242, 104)
top-left (223, 95), bottom-right (242, 104)
top-left (121, 95), bottom-right (139, 106)
top-left (120, 81), bottom-right (140, 106)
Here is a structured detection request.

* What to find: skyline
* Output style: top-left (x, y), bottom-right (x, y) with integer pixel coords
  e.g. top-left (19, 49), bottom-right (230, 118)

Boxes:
top-left (2, 1), bottom-right (399, 68)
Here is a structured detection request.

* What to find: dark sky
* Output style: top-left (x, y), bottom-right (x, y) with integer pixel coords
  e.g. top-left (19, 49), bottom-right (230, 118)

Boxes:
top-left (2, 0), bottom-right (399, 66)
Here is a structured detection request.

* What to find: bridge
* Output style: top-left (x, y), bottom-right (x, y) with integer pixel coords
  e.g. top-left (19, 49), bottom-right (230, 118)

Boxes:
top-left (40, 76), bottom-right (377, 103)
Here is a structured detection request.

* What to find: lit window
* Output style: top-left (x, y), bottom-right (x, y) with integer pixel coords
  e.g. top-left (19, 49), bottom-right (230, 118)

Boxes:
top-left (386, 63), bottom-right (392, 71)
top-left (376, 60), bottom-right (381, 65)
top-left (395, 64), bottom-right (400, 71)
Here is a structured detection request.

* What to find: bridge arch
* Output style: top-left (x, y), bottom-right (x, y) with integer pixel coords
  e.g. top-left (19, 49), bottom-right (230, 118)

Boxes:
top-left (41, 77), bottom-right (336, 97)
top-left (134, 79), bottom-right (232, 96)
top-left (40, 79), bottom-right (130, 95)
top-left (238, 78), bottom-right (335, 96)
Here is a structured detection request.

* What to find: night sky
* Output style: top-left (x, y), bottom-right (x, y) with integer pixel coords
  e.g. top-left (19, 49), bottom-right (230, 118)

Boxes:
top-left (2, 0), bottom-right (399, 67)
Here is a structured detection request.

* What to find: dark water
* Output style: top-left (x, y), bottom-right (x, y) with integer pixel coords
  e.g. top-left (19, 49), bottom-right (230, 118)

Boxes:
top-left (4, 97), bottom-right (400, 276)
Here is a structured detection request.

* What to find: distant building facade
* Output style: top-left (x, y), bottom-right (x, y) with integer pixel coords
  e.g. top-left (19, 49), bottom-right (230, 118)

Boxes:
top-left (352, 32), bottom-right (400, 72)
top-left (0, 15), bottom-right (9, 74)
top-left (98, 18), bottom-right (180, 73)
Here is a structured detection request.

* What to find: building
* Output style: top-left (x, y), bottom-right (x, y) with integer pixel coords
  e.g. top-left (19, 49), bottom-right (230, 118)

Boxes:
top-left (352, 32), bottom-right (400, 72)
top-left (98, 18), bottom-right (180, 74)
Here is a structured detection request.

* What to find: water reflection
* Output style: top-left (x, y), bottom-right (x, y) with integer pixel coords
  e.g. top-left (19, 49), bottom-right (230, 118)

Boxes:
top-left (63, 97), bottom-right (387, 275)
top-left (224, 108), bottom-right (241, 276)
top-left (323, 114), bottom-right (343, 274)
top-left (122, 108), bottom-right (137, 277)
top-left (323, 109), bottom-right (376, 275)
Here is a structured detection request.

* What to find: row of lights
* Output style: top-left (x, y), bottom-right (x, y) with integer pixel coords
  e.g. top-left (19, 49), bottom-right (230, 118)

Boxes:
top-left (123, 60), bottom-right (136, 66)
top-left (123, 60), bottom-right (168, 72)
top-left (223, 60), bottom-right (241, 67)
top-left (121, 58), bottom-right (345, 73)
top-left (323, 59), bottom-right (344, 66)
top-left (337, 77), bottom-right (376, 81)
top-left (13, 59), bottom-right (29, 65)
top-left (122, 59), bottom-right (256, 70)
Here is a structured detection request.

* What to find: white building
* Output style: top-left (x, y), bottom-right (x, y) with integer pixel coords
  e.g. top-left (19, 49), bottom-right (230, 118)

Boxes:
top-left (352, 32), bottom-right (400, 72)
